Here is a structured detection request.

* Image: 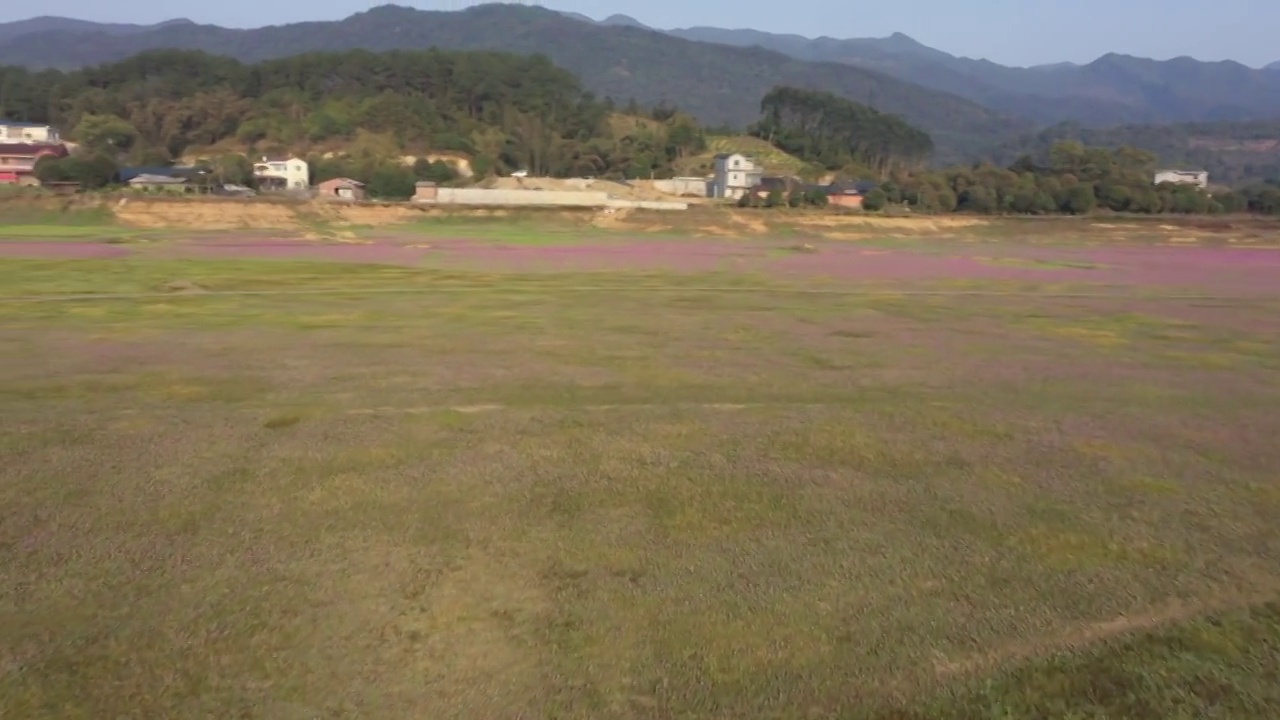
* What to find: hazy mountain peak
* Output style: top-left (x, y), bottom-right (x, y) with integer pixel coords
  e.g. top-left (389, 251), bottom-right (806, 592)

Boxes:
top-left (558, 10), bottom-right (595, 24)
top-left (600, 14), bottom-right (649, 30)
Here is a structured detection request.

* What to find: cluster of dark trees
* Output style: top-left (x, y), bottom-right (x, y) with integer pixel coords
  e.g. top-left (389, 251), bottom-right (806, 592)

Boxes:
top-left (752, 87), bottom-right (933, 175)
top-left (0, 49), bottom-right (708, 181)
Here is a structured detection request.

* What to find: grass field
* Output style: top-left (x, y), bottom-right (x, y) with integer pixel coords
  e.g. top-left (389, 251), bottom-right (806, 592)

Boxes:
top-left (2, 223), bottom-right (1280, 718)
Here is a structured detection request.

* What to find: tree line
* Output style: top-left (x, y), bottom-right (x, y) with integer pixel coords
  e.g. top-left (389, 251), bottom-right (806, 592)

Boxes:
top-left (860, 142), bottom-right (1280, 216)
top-left (994, 120), bottom-right (1280, 188)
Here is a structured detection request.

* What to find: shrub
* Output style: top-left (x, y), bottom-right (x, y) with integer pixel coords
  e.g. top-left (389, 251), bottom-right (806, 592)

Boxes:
top-left (861, 188), bottom-right (888, 212)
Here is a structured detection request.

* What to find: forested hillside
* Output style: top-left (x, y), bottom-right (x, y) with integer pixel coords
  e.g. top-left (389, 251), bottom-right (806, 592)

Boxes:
top-left (753, 87), bottom-right (933, 174)
top-left (0, 4), bottom-right (1023, 164)
top-left (0, 49), bottom-right (710, 181)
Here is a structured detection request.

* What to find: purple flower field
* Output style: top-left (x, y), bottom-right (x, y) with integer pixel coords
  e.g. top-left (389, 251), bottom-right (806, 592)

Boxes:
top-left (3, 234), bottom-right (1277, 293)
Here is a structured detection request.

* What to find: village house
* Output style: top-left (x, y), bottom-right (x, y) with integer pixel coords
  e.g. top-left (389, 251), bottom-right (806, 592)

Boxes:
top-left (254, 156), bottom-right (309, 191)
top-left (316, 177), bottom-right (366, 201)
top-left (127, 173), bottom-right (191, 192)
top-left (1154, 169), bottom-right (1209, 189)
top-left (0, 121), bottom-right (60, 144)
top-left (711, 153), bottom-right (763, 200)
top-left (0, 142), bottom-right (68, 184)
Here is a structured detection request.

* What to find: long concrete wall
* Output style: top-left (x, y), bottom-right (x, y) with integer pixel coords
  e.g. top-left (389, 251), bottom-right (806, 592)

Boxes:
top-left (606, 199), bottom-right (689, 211)
top-left (425, 188), bottom-right (609, 207)
top-left (416, 187), bottom-right (687, 211)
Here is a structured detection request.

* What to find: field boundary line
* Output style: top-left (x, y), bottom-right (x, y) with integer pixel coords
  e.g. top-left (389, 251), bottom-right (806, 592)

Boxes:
top-left (929, 580), bottom-right (1280, 683)
top-left (346, 402), bottom-right (836, 415)
top-left (1, 287), bottom-right (1272, 303)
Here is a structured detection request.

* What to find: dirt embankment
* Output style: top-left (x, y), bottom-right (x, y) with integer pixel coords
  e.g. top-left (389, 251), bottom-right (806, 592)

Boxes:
top-left (110, 197), bottom-right (427, 231)
top-left (3, 190), bottom-right (988, 237)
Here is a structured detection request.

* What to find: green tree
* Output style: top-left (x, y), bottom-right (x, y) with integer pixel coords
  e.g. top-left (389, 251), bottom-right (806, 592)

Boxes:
top-left (1098, 183), bottom-right (1132, 212)
top-left (213, 154), bottom-right (255, 186)
top-left (958, 186), bottom-right (999, 214)
top-left (764, 188), bottom-right (784, 208)
top-left (1215, 190), bottom-right (1247, 214)
top-left (1060, 185), bottom-right (1097, 215)
top-left (34, 153), bottom-right (118, 189)
top-left (72, 114), bottom-right (138, 154)
top-left (1127, 187), bottom-right (1162, 214)
top-left (366, 163), bottom-right (417, 200)
top-left (861, 188), bottom-right (888, 212)
top-left (413, 158), bottom-right (458, 184)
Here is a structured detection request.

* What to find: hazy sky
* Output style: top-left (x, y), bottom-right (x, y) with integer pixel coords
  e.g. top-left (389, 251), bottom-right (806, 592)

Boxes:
top-left (4, 0), bottom-right (1277, 68)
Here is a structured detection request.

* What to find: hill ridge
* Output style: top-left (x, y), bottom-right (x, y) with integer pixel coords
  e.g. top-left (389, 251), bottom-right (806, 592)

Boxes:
top-left (0, 5), bottom-right (1021, 164)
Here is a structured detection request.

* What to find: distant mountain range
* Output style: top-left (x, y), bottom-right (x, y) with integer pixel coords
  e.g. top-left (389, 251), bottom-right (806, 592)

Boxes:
top-left (570, 13), bottom-right (1280, 125)
top-left (660, 25), bottom-right (1280, 127)
top-left (1, 5), bottom-right (1279, 172)
top-left (0, 15), bottom-right (193, 44)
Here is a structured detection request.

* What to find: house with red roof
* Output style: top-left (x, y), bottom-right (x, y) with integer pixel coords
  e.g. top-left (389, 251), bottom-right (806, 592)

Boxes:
top-left (0, 142), bottom-right (69, 184)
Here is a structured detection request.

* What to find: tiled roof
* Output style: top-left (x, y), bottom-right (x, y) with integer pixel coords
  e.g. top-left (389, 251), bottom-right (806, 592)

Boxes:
top-left (128, 174), bottom-right (188, 184)
top-left (0, 142), bottom-right (66, 156)
top-left (119, 166), bottom-right (192, 182)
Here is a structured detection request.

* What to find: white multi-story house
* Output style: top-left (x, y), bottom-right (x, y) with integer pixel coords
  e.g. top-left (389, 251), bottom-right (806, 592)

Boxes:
top-left (0, 121), bottom-right (60, 144)
top-left (711, 153), bottom-right (762, 200)
top-left (253, 156), bottom-right (310, 190)
top-left (1154, 169), bottom-right (1209, 189)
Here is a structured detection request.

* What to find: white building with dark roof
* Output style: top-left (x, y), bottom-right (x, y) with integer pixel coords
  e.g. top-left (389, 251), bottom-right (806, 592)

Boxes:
top-left (1154, 169), bottom-right (1209, 189)
top-left (711, 153), bottom-right (762, 200)
top-left (0, 121), bottom-right (60, 144)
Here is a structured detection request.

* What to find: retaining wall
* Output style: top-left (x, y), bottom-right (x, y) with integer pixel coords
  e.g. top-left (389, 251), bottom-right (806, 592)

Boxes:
top-left (606, 199), bottom-right (689, 211)
top-left (416, 188), bottom-right (687, 211)
top-left (652, 178), bottom-right (710, 197)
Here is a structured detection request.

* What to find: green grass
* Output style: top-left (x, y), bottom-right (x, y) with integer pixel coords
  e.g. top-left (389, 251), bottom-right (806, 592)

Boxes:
top-left (0, 224), bottom-right (127, 239)
top-left (914, 600), bottom-right (1280, 719)
top-left (2, 251), bottom-right (1280, 718)
top-left (0, 204), bottom-right (128, 240)
top-left (0, 204), bottom-right (115, 227)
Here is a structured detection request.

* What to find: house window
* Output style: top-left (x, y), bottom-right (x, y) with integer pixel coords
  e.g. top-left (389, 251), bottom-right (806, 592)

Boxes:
top-left (733, 159), bottom-right (740, 168)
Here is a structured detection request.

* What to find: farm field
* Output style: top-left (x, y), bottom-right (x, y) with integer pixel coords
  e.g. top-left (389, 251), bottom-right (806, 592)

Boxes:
top-left (2, 216), bottom-right (1280, 718)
